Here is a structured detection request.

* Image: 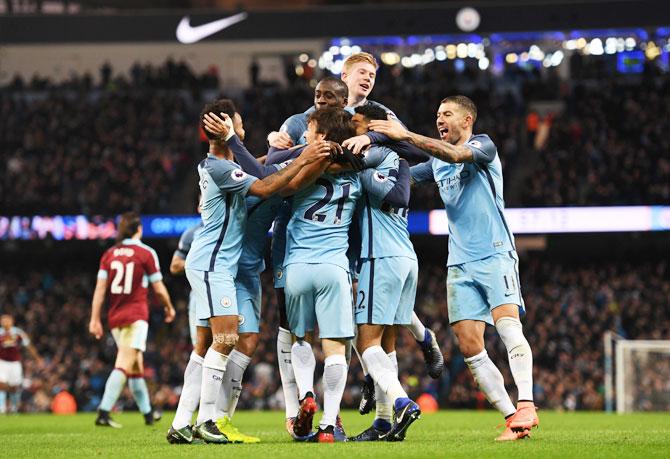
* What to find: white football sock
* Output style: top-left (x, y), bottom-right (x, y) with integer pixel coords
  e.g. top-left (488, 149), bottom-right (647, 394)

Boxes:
top-left (216, 349), bottom-right (251, 420)
top-left (352, 333), bottom-right (369, 375)
top-left (319, 354), bottom-right (347, 429)
top-left (173, 352), bottom-right (203, 429)
top-left (406, 312), bottom-right (427, 342)
top-left (374, 350), bottom-right (397, 422)
top-left (496, 317), bottom-right (534, 402)
top-left (464, 350), bottom-right (515, 418)
top-left (197, 347), bottom-right (228, 424)
top-left (277, 328), bottom-right (300, 418)
top-left (291, 340), bottom-right (315, 400)
top-left (362, 346), bottom-right (408, 403)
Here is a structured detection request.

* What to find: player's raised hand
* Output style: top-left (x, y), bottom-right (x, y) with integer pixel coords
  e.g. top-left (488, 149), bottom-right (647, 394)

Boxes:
top-left (164, 305), bottom-right (176, 324)
top-left (368, 119), bottom-right (410, 141)
top-left (298, 140), bottom-right (333, 165)
top-left (342, 135), bottom-right (371, 155)
top-left (203, 112), bottom-right (235, 141)
top-left (267, 131), bottom-right (294, 149)
top-left (89, 318), bottom-right (103, 340)
top-left (326, 140), bottom-right (343, 161)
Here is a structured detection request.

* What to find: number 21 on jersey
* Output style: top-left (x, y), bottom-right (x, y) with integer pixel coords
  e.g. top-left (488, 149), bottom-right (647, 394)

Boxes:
top-left (110, 260), bottom-right (134, 294)
top-left (304, 178), bottom-right (352, 224)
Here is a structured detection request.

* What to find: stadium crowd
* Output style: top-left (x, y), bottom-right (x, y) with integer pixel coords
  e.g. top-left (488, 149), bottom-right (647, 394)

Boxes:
top-left (2, 58), bottom-right (669, 217)
top-left (2, 256), bottom-right (668, 414)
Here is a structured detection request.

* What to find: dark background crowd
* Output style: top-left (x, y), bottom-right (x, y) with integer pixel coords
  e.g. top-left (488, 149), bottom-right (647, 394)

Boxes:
top-left (2, 57), bottom-right (669, 218)
top-left (1, 53), bottom-right (669, 414)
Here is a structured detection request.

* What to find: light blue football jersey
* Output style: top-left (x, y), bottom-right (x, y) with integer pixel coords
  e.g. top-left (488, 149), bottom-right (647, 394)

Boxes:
top-left (279, 108), bottom-right (313, 145)
top-left (174, 222), bottom-right (204, 260)
top-left (279, 106), bottom-right (356, 145)
top-left (358, 145), bottom-right (415, 260)
top-left (410, 133), bottom-right (515, 266)
top-left (185, 154), bottom-right (258, 275)
top-left (238, 164), bottom-right (286, 277)
top-left (285, 171), bottom-right (362, 271)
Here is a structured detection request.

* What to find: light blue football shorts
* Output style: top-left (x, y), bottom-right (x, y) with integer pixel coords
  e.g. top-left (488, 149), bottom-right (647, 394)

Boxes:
top-left (447, 250), bottom-right (525, 325)
top-left (185, 268), bottom-right (238, 322)
top-left (355, 256), bottom-right (418, 326)
top-left (187, 290), bottom-right (209, 345)
top-left (284, 262), bottom-right (355, 339)
top-left (273, 263), bottom-right (286, 289)
top-left (234, 272), bottom-right (262, 334)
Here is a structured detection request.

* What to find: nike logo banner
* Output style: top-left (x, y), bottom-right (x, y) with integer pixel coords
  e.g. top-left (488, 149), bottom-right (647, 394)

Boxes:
top-left (176, 12), bottom-right (248, 44)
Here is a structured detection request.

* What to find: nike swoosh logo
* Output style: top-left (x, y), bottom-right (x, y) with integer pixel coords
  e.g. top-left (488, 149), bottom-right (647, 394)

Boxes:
top-left (176, 12), bottom-right (248, 44)
top-left (280, 350), bottom-right (291, 354)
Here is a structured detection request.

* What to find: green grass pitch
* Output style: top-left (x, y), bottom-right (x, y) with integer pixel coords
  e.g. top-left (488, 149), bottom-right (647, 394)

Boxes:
top-left (2, 410), bottom-right (669, 458)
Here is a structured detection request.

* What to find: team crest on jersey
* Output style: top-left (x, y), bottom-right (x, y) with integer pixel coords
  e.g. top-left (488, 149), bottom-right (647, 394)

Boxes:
top-left (373, 172), bottom-right (388, 183)
top-left (238, 315), bottom-right (245, 326)
top-left (276, 269), bottom-right (283, 279)
top-left (231, 169), bottom-right (247, 181)
top-left (469, 140), bottom-right (482, 148)
top-left (221, 297), bottom-right (232, 308)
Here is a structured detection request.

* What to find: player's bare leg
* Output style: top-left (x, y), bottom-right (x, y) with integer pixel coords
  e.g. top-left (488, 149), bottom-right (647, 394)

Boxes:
top-left (314, 338), bottom-right (348, 443)
top-left (351, 324), bottom-right (420, 442)
top-left (168, 326), bottom-right (212, 444)
top-left (492, 305), bottom-right (538, 437)
top-left (194, 315), bottom-right (237, 444)
top-left (214, 332), bottom-right (260, 443)
top-left (452, 318), bottom-right (525, 441)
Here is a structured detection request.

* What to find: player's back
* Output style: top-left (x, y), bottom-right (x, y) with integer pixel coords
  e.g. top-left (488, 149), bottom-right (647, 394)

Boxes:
top-left (0, 327), bottom-right (28, 362)
top-left (430, 134), bottom-right (515, 265)
top-left (358, 146), bottom-right (415, 260)
top-left (186, 155), bottom-right (257, 276)
top-left (285, 171), bottom-right (361, 271)
top-left (238, 194), bottom-right (283, 277)
top-left (98, 239), bottom-right (163, 329)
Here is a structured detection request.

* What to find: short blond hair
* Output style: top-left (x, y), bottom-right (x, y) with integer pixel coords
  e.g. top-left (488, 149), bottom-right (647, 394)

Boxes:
top-left (343, 52), bottom-right (378, 74)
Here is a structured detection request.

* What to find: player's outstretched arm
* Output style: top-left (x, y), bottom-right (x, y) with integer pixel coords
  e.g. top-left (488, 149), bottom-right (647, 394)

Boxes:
top-left (89, 278), bottom-right (107, 340)
top-left (280, 156), bottom-right (331, 197)
top-left (151, 280), bottom-right (176, 323)
top-left (266, 145), bottom-right (305, 165)
top-left (249, 141), bottom-right (332, 199)
top-left (368, 119), bottom-right (473, 163)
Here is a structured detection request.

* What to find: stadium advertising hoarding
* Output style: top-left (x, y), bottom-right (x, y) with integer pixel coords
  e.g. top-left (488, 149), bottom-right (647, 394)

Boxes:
top-left (1, 206), bottom-right (669, 240)
top-left (0, 1), bottom-right (668, 44)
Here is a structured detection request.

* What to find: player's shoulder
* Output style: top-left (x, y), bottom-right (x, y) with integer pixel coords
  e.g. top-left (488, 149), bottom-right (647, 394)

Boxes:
top-left (467, 133), bottom-right (496, 150)
top-left (365, 99), bottom-right (397, 118)
top-left (204, 157), bottom-right (247, 182)
top-left (11, 326), bottom-right (26, 337)
top-left (281, 112), bottom-right (308, 129)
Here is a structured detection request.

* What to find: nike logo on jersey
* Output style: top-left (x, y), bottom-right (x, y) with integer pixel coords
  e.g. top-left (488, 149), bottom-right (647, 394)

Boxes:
top-left (176, 12), bottom-right (248, 44)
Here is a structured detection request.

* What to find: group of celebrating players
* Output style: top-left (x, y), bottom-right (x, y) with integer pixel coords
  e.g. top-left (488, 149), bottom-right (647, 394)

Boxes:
top-left (87, 51), bottom-right (540, 444)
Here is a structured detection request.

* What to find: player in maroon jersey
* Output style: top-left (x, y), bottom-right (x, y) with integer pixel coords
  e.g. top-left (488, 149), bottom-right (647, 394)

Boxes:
top-left (0, 313), bottom-right (43, 414)
top-left (89, 211), bottom-right (176, 428)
